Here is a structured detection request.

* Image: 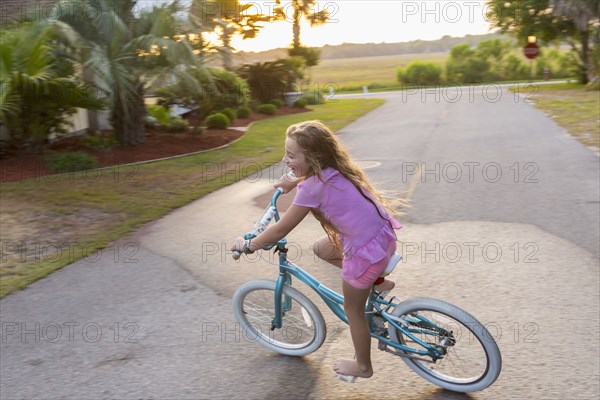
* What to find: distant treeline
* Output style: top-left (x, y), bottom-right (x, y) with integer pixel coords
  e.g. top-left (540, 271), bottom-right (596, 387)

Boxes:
top-left (232, 33), bottom-right (511, 64)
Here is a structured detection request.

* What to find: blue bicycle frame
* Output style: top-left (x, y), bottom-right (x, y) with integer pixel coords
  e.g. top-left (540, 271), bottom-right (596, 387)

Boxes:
top-left (244, 189), bottom-right (449, 361)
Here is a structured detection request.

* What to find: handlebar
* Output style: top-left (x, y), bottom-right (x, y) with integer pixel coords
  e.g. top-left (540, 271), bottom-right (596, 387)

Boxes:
top-left (233, 187), bottom-right (285, 260)
top-left (271, 187), bottom-right (284, 205)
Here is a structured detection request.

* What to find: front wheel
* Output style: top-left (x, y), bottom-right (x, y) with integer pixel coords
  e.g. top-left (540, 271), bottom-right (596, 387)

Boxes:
top-left (388, 297), bottom-right (502, 392)
top-left (232, 279), bottom-right (326, 356)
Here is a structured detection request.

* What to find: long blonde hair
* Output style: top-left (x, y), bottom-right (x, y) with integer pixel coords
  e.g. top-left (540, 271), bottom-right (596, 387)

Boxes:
top-left (286, 120), bottom-right (398, 248)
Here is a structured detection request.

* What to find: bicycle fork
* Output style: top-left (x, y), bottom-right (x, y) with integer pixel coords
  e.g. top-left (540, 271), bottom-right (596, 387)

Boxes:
top-left (271, 247), bottom-right (292, 330)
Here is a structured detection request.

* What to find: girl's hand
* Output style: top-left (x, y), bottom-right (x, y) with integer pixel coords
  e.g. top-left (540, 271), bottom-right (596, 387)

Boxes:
top-left (274, 174), bottom-right (301, 194)
top-left (231, 237), bottom-right (246, 253)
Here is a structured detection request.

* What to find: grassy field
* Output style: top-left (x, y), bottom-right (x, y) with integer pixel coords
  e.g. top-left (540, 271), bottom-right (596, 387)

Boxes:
top-left (309, 52), bottom-right (449, 91)
top-left (0, 99), bottom-right (384, 298)
top-left (307, 47), bottom-right (574, 92)
top-left (522, 83), bottom-right (599, 154)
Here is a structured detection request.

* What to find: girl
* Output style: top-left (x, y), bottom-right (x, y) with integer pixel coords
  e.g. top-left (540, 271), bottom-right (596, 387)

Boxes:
top-left (231, 120), bottom-right (401, 382)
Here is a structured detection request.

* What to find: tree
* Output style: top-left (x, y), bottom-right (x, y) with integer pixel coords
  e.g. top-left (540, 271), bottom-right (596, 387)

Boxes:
top-left (476, 38), bottom-right (513, 79)
top-left (0, 22), bottom-right (104, 154)
top-left (486, 0), bottom-right (599, 83)
top-left (274, 0), bottom-right (330, 51)
top-left (190, 0), bottom-right (272, 70)
top-left (446, 43), bottom-right (492, 83)
top-left (551, 0), bottom-right (600, 82)
top-left (237, 60), bottom-right (298, 103)
top-left (53, 0), bottom-right (200, 145)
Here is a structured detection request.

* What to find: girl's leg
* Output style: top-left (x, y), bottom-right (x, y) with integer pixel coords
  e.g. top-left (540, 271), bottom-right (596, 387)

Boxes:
top-left (333, 280), bottom-right (374, 378)
top-left (313, 236), bottom-right (394, 291)
top-left (373, 240), bottom-right (398, 292)
top-left (375, 278), bottom-right (395, 292)
top-left (334, 242), bottom-right (397, 379)
top-left (312, 235), bottom-right (343, 268)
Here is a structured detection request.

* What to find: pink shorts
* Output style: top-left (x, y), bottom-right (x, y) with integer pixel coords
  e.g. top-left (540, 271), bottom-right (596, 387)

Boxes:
top-left (343, 240), bottom-right (397, 289)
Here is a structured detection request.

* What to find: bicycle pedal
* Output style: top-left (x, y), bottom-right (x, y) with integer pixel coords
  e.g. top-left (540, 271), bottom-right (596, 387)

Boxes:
top-left (378, 340), bottom-right (387, 351)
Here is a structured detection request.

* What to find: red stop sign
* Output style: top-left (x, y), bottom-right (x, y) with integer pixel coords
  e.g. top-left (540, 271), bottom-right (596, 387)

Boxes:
top-left (524, 43), bottom-right (540, 59)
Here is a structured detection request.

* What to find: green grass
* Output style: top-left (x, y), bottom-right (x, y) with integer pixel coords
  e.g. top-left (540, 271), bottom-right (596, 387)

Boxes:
top-left (516, 83), bottom-right (599, 152)
top-left (0, 98), bottom-right (385, 298)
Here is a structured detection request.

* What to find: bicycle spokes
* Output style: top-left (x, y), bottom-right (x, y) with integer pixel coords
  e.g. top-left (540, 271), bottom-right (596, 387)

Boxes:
top-left (301, 307), bottom-right (314, 328)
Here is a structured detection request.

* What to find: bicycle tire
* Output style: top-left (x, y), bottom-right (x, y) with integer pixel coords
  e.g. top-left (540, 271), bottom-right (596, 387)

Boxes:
top-left (232, 279), bottom-right (327, 356)
top-left (388, 297), bottom-right (502, 392)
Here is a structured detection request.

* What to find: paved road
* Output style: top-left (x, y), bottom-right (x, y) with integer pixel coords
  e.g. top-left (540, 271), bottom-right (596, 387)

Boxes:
top-left (2, 85), bottom-right (599, 399)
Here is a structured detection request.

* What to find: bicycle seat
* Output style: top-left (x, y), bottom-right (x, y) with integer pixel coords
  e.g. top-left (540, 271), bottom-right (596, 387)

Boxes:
top-left (381, 253), bottom-right (402, 277)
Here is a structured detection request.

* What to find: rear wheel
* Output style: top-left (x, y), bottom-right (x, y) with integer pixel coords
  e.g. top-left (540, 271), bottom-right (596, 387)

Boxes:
top-left (388, 297), bottom-right (502, 392)
top-left (232, 279), bottom-right (326, 356)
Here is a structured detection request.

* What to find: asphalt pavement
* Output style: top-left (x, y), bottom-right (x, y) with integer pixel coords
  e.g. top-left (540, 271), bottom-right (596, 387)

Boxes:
top-left (1, 84), bottom-right (599, 399)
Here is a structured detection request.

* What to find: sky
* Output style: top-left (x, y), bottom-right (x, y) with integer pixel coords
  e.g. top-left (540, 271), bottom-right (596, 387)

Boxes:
top-left (139, 1), bottom-right (496, 53)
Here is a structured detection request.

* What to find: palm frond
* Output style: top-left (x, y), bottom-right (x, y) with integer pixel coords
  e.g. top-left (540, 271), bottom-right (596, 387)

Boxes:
top-left (307, 10), bottom-right (330, 26)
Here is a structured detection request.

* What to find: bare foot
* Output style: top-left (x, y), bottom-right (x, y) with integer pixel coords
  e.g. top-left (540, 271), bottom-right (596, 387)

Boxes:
top-left (375, 279), bottom-right (395, 292)
top-left (333, 359), bottom-right (373, 379)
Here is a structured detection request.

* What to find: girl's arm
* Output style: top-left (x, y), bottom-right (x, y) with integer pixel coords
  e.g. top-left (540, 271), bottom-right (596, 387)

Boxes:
top-left (232, 204), bottom-right (311, 253)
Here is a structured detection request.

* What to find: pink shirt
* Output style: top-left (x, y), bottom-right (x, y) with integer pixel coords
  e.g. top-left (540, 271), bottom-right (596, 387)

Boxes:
top-left (293, 167), bottom-right (402, 279)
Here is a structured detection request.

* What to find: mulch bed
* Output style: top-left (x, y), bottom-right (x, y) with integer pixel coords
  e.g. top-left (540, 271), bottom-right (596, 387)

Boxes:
top-left (0, 106), bottom-right (310, 183)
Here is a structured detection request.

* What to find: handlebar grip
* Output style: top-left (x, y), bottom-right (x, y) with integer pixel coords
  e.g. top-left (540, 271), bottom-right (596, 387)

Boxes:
top-left (233, 250), bottom-right (241, 260)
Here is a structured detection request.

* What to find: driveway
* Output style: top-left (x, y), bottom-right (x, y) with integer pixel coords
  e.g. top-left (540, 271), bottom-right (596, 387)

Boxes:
top-left (2, 84), bottom-right (599, 399)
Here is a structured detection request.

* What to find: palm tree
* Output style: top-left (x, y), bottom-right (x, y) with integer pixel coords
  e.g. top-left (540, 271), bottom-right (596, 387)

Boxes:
top-left (550, 0), bottom-right (599, 83)
top-left (0, 22), bottom-right (104, 153)
top-left (237, 60), bottom-right (298, 103)
top-left (53, 0), bottom-right (200, 145)
top-left (189, 0), bottom-right (272, 70)
top-left (274, 0), bottom-right (330, 51)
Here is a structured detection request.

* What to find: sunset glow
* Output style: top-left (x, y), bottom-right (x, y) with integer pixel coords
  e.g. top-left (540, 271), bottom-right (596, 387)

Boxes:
top-left (136, 1), bottom-right (495, 53)
top-left (230, 1), bottom-right (494, 52)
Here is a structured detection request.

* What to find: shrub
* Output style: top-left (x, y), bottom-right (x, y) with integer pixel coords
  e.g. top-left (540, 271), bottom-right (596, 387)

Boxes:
top-left (368, 82), bottom-right (390, 89)
top-left (249, 99), bottom-right (261, 111)
top-left (1, 25), bottom-right (104, 154)
top-left (237, 106), bottom-right (251, 118)
top-left (210, 68), bottom-right (250, 110)
top-left (206, 113), bottom-right (231, 129)
top-left (396, 61), bottom-right (442, 85)
top-left (293, 99), bottom-right (308, 108)
top-left (191, 126), bottom-right (205, 136)
top-left (300, 90), bottom-right (325, 105)
top-left (272, 99), bottom-right (284, 108)
top-left (46, 152), bottom-right (98, 173)
top-left (167, 119), bottom-right (190, 132)
top-left (536, 49), bottom-right (577, 79)
top-left (237, 59), bottom-right (300, 103)
top-left (155, 67), bottom-right (249, 119)
top-left (220, 107), bottom-right (237, 122)
top-left (146, 105), bottom-right (189, 132)
top-left (257, 104), bottom-right (277, 115)
top-left (503, 55), bottom-right (530, 81)
top-left (78, 133), bottom-right (116, 151)
top-left (446, 43), bottom-right (491, 84)
top-left (146, 104), bottom-right (171, 126)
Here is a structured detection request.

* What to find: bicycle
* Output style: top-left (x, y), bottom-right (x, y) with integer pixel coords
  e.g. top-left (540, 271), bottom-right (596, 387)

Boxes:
top-left (232, 188), bottom-right (502, 392)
